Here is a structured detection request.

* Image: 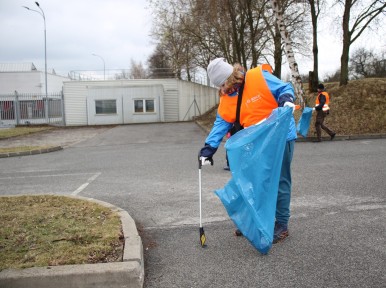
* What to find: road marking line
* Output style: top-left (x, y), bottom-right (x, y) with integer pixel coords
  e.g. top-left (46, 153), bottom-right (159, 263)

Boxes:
top-left (0, 172), bottom-right (97, 180)
top-left (71, 172), bottom-right (101, 196)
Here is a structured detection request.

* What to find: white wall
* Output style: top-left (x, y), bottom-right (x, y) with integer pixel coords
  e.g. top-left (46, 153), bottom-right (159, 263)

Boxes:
top-left (63, 79), bottom-right (218, 126)
top-left (0, 71), bottom-right (69, 94)
top-left (86, 85), bottom-right (164, 125)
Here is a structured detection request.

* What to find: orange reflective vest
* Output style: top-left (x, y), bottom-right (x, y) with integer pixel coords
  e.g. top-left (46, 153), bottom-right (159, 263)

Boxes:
top-left (316, 91), bottom-right (330, 111)
top-left (218, 65), bottom-right (278, 127)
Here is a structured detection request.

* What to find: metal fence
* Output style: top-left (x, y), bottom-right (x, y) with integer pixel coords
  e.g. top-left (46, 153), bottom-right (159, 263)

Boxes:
top-left (0, 91), bottom-right (64, 127)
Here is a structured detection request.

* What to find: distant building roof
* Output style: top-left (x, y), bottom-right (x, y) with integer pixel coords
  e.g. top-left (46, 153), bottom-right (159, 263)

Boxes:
top-left (0, 63), bottom-right (37, 72)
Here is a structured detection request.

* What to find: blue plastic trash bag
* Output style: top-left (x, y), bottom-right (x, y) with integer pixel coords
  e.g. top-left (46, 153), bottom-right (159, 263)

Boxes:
top-left (215, 107), bottom-right (292, 254)
top-left (296, 107), bottom-right (313, 137)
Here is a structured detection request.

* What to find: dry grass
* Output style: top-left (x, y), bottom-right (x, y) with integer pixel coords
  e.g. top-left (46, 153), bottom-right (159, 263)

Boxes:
top-left (0, 127), bottom-right (56, 153)
top-left (0, 146), bottom-right (54, 153)
top-left (0, 195), bottom-right (124, 271)
top-left (0, 127), bottom-right (53, 140)
top-left (196, 78), bottom-right (386, 137)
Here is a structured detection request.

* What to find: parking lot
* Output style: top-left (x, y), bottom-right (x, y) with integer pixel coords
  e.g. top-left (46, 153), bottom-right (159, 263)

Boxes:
top-left (1, 123), bottom-right (385, 287)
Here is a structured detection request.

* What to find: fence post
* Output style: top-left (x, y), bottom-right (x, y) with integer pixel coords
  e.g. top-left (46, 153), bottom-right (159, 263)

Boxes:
top-left (61, 90), bottom-right (66, 126)
top-left (45, 93), bottom-right (49, 124)
top-left (14, 90), bottom-right (20, 126)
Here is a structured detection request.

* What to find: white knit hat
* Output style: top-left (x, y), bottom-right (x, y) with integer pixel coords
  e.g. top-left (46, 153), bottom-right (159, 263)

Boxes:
top-left (207, 58), bottom-right (233, 87)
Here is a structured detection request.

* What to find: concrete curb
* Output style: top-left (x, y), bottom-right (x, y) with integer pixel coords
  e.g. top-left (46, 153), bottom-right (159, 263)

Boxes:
top-left (0, 146), bottom-right (63, 158)
top-left (0, 195), bottom-right (144, 288)
top-left (295, 133), bottom-right (386, 142)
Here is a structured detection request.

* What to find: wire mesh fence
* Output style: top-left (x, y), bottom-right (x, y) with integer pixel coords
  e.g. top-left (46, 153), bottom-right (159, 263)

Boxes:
top-left (0, 91), bottom-right (64, 127)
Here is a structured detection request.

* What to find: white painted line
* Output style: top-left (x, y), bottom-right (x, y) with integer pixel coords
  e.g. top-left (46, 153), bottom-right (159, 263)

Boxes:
top-left (71, 172), bottom-right (101, 196)
top-left (0, 172), bottom-right (97, 180)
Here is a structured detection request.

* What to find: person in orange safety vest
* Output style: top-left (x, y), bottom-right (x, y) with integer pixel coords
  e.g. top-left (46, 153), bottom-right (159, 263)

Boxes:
top-left (313, 83), bottom-right (336, 142)
top-left (199, 58), bottom-right (297, 244)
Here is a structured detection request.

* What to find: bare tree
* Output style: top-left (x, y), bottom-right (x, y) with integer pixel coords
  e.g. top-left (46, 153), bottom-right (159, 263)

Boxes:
top-left (147, 44), bottom-right (175, 79)
top-left (114, 70), bottom-right (130, 80)
top-left (270, 0), bottom-right (305, 105)
top-left (148, 0), bottom-right (310, 91)
top-left (129, 59), bottom-right (147, 79)
top-left (350, 47), bottom-right (386, 78)
top-left (336, 0), bottom-right (386, 86)
top-left (264, 0), bottom-right (310, 79)
top-left (306, 0), bottom-right (326, 91)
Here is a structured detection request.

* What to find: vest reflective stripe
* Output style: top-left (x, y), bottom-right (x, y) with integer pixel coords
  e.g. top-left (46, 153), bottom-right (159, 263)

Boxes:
top-left (316, 91), bottom-right (330, 111)
top-left (240, 66), bottom-right (278, 127)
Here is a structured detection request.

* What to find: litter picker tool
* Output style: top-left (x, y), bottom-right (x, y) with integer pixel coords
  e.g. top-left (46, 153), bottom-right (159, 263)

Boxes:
top-left (198, 154), bottom-right (213, 247)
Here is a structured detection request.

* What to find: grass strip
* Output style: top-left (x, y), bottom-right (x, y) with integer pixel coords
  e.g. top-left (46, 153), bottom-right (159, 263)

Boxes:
top-left (0, 127), bottom-right (53, 139)
top-left (0, 195), bottom-right (123, 270)
top-left (0, 146), bottom-right (54, 154)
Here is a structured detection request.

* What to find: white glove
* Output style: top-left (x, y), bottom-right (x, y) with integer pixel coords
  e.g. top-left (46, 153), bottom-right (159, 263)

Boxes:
top-left (312, 107), bottom-right (316, 111)
top-left (200, 156), bottom-right (213, 166)
top-left (284, 102), bottom-right (296, 113)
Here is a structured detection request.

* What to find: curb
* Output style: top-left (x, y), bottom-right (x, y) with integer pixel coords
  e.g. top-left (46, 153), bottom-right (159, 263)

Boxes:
top-left (295, 133), bottom-right (386, 142)
top-left (0, 195), bottom-right (144, 288)
top-left (0, 146), bottom-right (63, 158)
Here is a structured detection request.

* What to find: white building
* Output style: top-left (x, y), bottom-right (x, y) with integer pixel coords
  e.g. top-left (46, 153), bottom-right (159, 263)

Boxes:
top-left (0, 63), bottom-right (70, 94)
top-left (0, 63), bottom-right (69, 126)
top-left (0, 63), bottom-right (218, 126)
top-left (63, 79), bottom-right (218, 126)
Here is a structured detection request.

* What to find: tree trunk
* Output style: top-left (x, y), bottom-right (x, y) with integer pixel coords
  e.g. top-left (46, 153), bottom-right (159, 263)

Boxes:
top-left (309, 0), bottom-right (319, 92)
top-left (270, 0), bottom-right (304, 105)
top-left (340, 0), bottom-right (351, 86)
top-left (273, 23), bottom-right (282, 79)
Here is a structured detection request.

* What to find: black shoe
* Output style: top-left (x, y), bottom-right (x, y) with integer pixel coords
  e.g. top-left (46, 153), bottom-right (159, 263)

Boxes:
top-left (234, 229), bottom-right (243, 236)
top-left (223, 166), bottom-right (230, 171)
top-left (330, 133), bottom-right (336, 141)
top-left (273, 222), bottom-right (289, 244)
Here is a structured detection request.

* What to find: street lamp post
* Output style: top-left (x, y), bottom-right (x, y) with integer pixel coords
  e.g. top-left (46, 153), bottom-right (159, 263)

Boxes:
top-left (23, 2), bottom-right (48, 123)
top-left (92, 53), bottom-right (106, 80)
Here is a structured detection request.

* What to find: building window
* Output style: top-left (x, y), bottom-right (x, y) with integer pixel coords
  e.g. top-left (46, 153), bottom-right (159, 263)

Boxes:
top-left (134, 99), bottom-right (155, 113)
top-left (146, 99), bottom-right (155, 112)
top-left (95, 100), bottom-right (117, 114)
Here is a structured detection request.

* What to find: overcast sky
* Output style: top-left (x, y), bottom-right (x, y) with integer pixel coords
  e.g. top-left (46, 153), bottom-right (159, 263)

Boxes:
top-left (0, 0), bottom-right (155, 77)
top-left (1, 0), bottom-right (385, 80)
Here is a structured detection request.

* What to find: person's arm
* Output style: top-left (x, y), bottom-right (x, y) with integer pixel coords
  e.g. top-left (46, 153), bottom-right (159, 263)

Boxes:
top-left (200, 113), bottom-right (232, 159)
top-left (315, 94), bottom-right (326, 111)
top-left (262, 71), bottom-right (295, 106)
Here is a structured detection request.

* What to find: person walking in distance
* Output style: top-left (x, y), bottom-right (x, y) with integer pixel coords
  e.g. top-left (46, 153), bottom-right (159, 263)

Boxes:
top-left (314, 83), bottom-right (336, 142)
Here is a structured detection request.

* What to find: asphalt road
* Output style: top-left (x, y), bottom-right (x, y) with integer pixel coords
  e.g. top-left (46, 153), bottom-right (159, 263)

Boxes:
top-left (0, 123), bottom-right (385, 287)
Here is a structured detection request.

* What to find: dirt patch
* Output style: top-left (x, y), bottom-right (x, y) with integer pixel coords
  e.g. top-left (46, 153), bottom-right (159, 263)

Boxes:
top-left (0, 126), bottom-right (114, 149)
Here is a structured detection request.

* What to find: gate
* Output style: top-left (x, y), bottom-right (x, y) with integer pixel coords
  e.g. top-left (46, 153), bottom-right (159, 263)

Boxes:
top-left (0, 91), bottom-right (65, 127)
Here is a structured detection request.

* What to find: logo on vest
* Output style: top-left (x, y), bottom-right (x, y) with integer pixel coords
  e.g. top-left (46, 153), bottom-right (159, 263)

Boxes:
top-left (246, 94), bottom-right (262, 105)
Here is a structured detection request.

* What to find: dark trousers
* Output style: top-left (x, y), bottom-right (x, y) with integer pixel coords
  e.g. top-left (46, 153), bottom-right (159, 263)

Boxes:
top-left (315, 110), bottom-right (335, 140)
top-left (276, 140), bottom-right (295, 225)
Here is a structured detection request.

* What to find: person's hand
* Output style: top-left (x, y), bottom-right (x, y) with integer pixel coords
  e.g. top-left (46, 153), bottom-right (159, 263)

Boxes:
top-left (284, 102), bottom-right (296, 113)
top-left (199, 144), bottom-right (217, 167)
top-left (312, 107), bottom-right (316, 111)
top-left (200, 156), bottom-right (213, 166)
